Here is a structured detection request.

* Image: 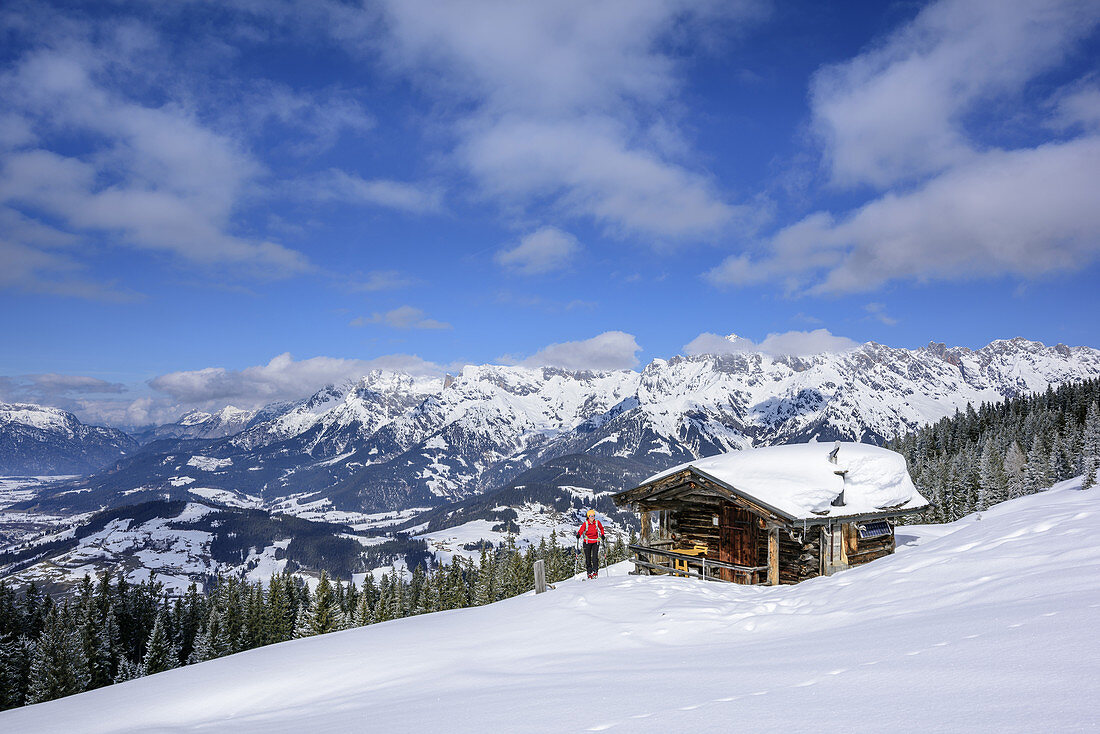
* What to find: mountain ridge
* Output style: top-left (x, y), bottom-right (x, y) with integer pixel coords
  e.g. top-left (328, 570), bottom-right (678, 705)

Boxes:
top-left (10, 337), bottom-right (1100, 516)
top-left (0, 403), bottom-right (138, 475)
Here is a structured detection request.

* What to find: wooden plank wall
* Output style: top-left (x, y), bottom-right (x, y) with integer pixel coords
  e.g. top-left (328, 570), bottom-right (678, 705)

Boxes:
top-left (777, 526), bottom-right (821, 585)
top-left (846, 530), bottom-right (895, 567)
top-left (668, 508), bottom-right (720, 557)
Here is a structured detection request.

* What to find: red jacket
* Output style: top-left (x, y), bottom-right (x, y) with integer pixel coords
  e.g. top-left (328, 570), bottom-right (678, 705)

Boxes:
top-left (577, 519), bottom-right (605, 544)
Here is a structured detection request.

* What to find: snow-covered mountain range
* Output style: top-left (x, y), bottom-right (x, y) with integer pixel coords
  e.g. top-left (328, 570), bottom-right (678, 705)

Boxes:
top-left (0, 403), bottom-right (138, 475)
top-left (132, 406), bottom-right (258, 443)
top-left (13, 337), bottom-right (1100, 517)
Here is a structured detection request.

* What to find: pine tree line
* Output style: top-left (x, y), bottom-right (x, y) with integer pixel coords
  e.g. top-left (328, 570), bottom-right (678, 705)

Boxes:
top-left (889, 378), bottom-right (1100, 523)
top-left (0, 529), bottom-right (631, 712)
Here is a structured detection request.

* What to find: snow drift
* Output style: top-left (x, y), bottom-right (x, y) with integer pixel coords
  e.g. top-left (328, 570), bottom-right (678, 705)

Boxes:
top-left (4, 479), bottom-right (1099, 733)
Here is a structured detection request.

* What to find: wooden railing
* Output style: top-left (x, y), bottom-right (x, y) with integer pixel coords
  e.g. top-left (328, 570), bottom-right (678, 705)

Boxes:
top-left (628, 544), bottom-right (768, 583)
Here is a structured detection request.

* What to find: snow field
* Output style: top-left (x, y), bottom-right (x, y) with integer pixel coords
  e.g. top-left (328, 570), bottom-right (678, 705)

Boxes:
top-left (5, 478), bottom-right (1099, 732)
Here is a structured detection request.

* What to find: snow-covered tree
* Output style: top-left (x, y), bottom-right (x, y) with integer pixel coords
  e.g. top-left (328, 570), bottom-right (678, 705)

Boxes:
top-left (141, 609), bottom-right (179, 676)
top-left (26, 607), bottom-right (90, 704)
top-left (294, 572), bottom-right (345, 638)
top-left (1025, 434), bottom-right (1052, 493)
top-left (474, 547), bottom-right (494, 607)
top-left (1004, 441), bottom-right (1028, 499)
top-left (113, 657), bottom-right (143, 683)
top-left (0, 632), bottom-right (30, 710)
top-left (1083, 403), bottom-right (1100, 489)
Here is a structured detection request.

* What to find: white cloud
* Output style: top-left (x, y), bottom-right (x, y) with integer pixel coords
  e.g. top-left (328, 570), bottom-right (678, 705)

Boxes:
top-left (683, 329), bottom-right (858, 357)
top-left (249, 84), bottom-right (376, 155)
top-left (495, 226), bottom-right (580, 274)
top-left (352, 270), bottom-right (419, 292)
top-left (863, 302), bottom-right (898, 326)
top-left (708, 136), bottom-right (1100, 293)
top-left (0, 23), bottom-right (312, 297)
top-left (811, 0), bottom-right (1100, 188)
top-left (49, 351), bottom-right (457, 426)
top-left (351, 305), bottom-right (452, 330)
top-left (0, 373), bottom-right (125, 401)
top-left (373, 0), bottom-right (765, 241)
top-left (465, 117), bottom-right (736, 239)
top-left (1051, 81), bottom-right (1100, 132)
top-left (148, 352), bottom-right (449, 409)
top-left (707, 0), bottom-right (1100, 294)
top-left (519, 331), bottom-right (641, 371)
top-left (306, 169), bottom-right (443, 214)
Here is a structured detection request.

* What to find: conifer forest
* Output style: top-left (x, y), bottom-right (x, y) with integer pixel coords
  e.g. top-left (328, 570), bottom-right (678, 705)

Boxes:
top-left (890, 378), bottom-right (1100, 522)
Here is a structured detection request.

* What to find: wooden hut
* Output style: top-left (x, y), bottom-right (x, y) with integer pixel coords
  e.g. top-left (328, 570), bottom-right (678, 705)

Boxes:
top-left (611, 441), bottom-right (929, 585)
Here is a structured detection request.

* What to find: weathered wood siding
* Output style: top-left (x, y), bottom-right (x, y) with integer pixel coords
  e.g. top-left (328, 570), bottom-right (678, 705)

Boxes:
top-left (777, 527), bottom-right (821, 585)
top-left (846, 529), bottom-right (895, 567)
top-left (668, 508), bottom-right (720, 552)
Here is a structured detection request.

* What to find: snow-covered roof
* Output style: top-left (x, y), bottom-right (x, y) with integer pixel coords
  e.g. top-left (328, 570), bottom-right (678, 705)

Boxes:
top-left (637, 442), bottom-right (928, 521)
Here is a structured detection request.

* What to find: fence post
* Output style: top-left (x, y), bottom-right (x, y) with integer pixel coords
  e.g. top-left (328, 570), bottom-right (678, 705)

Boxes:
top-left (534, 559), bottom-right (547, 594)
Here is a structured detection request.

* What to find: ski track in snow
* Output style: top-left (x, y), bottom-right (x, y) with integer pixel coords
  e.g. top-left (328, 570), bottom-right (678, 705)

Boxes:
top-left (4, 478), bottom-right (1100, 732)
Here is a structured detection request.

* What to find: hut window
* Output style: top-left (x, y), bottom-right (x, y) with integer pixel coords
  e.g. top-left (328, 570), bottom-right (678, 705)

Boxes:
top-left (857, 520), bottom-right (891, 539)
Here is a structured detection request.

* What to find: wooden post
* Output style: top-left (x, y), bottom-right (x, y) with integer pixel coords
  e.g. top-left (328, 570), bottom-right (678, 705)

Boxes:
top-left (534, 559), bottom-right (547, 594)
top-left (640, 510), bottom-right (651, 543)
top-left (767, 528), bottom-right (779, 586)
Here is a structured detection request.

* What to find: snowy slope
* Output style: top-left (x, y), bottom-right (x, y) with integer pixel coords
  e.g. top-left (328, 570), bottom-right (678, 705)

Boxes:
top-left (6, 479), bottom-right (1099, 733)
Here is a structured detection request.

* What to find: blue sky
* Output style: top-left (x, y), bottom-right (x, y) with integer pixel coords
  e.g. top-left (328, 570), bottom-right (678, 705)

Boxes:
top-left (1, 0), bottom-right (1099, 426)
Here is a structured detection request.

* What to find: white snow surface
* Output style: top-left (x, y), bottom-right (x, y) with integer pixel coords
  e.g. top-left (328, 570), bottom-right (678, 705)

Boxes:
top-left (645, 441), bottom-right (928, 519)
top-left (186, 455), bottom-right (233, 471)
top-left (187, 487), bottom-right (262, 509)
top-left (7, 479), bottom-right (1099, 732)
top-left (0, 403), bottom-right (76, 435)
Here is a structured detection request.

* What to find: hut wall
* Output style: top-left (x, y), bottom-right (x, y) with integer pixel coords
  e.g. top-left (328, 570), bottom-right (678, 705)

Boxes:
top-left (777, 526), bottom-right (821, 585)
top-left (668, 507), bottom-right (720, 554)
top-left (846, 529), bottom-right (895, 567)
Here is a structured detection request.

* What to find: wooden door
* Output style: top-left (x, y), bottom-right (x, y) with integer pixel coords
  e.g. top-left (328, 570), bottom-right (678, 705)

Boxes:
top-left (719, 505), bottom-right (760, 583)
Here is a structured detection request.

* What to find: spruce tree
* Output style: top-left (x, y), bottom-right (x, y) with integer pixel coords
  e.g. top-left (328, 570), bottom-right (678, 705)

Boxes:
top-left (266, 574), bottom-right (295, 643)
top-left (1083, 402), bottom-right (1100, 488)
top-left (26, 606), bottom-right (90, 704)
top-left (113, 657), bottom-right (143, 683)
top-left (389, 571), bottom-right (406, 621)
top-left (141, 609), bottom-right (179, 676)
top-left (1004, 441), bottom-right (1028, 499)
top-left (474, 547), bottom-right (493, 607)
top-left (978, 441), bottom-right (1007, 510)
top-left (0, 631), bottom-right (28, 710)
top-left (188, 628), bottom-right (216, 665)
top-left (1025, 434), bottom-right (1052, 492)
top-left (408, 565), bottom-right (426, 614)
top-left (294, 572), bottom-right (344, 638)
top-left (353, 590), bottom-right (374, 626)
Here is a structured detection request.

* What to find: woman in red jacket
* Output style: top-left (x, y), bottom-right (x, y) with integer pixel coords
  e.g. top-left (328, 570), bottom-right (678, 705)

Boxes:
top-left (577, 509), bottom-right (605, 578)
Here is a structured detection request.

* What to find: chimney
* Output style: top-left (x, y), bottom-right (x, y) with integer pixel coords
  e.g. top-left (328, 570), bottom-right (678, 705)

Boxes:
top-left (829, 441), bottom-right (847, 507)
